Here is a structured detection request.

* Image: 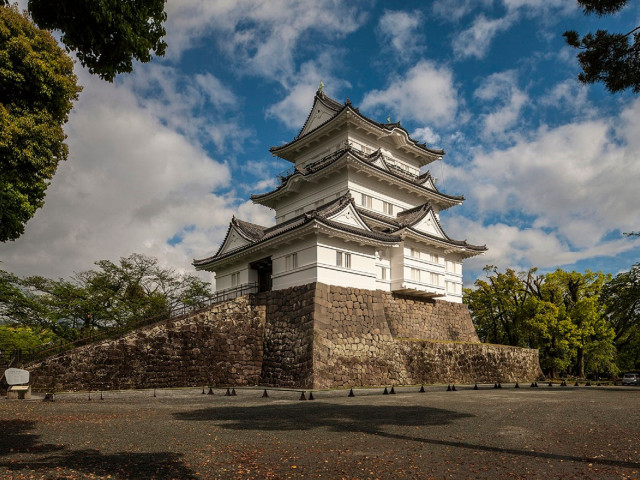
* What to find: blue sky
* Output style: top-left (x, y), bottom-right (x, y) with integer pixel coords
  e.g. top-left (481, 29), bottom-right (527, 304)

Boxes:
top-left (1, 0), bottom-right (639, 286)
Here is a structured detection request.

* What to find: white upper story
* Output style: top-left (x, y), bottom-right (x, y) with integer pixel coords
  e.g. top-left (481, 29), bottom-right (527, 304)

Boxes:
top-left (194, 89), bottom-right (486, 303)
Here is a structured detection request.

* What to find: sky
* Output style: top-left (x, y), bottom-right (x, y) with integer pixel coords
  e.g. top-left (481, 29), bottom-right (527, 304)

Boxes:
top-left (2, 0), bottom-right (640, 287)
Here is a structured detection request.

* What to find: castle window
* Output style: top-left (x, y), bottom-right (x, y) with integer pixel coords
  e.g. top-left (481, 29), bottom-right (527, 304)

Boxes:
top-left (410, 268), bottom-right (420, 282)
top-left (360, 193), bottom-right (372, 208)
top-left (285, 253), bottom-right (298, 271)
top-left (379, 266), bottom-right (389, 280)
top-left (336, 251), bottom-right (351, 268)
top-left (231, 272), bottom-right (240, 287)
top-left (383, 201), bottom-right (393, 215)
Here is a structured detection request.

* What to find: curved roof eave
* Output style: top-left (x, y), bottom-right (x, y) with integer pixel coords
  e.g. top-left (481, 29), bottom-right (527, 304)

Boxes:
top-left (251, 149), bottom-right (464, 207)
top-left (270, 102), bottom-right (445, 160)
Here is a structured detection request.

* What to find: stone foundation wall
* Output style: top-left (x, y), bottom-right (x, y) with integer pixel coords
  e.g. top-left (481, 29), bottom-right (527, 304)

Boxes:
top-left (382, 293), bottom-right (479, 342)
top-left (26, 282), bottom-right (542, 391)
top-left (259, 284), bottom-right (315, 388)
top-left (29, 295), bottom-right (266, 392)
top-left (311, 284), bottom-right (541, 388)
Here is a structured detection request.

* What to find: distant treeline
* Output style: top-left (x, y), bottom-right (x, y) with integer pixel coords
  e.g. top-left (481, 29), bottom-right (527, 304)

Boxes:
top-left (464, 265), bottom-right (640, 378)
top-left (0, 254), bottom-right (214, 354)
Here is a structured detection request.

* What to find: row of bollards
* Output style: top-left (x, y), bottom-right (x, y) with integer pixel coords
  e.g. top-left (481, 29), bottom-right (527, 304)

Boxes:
top-left (76, 378), bottom-right (603, 403)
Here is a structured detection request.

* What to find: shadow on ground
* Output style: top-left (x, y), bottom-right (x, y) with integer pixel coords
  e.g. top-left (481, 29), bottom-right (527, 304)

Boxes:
top-left (174, 401), bottom-right (640, 470)
top-left (0, 419), bottom-right (197, 479)
top-left (173, 401), bottom-right (471, 433)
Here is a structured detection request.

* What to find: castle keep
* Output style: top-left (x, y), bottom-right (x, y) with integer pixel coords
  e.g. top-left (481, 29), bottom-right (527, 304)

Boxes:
top-left (194, 89), bottom-right (486, 301)
top-left (27, 91), bottom-right (542, 391)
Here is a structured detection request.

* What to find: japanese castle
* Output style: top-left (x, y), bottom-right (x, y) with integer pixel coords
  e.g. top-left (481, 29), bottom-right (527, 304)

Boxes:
top-left (194, 88), bottom-right (486, 303)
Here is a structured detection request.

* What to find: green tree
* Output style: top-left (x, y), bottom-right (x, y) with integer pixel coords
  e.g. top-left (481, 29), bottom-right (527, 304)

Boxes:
top-left (0, 6), bottom-right (81, 242)
top-left (464, 266), bottom-right (540, 347)
top-left (9, 254), bottom-right (215, 336)
top-left (466, 266), bottom-right (616, 378)
top-left (0, 324), bottom-right (58, 354)
top-left (564, 0), bottom-right (640, 93)
top-left (26, 0), bottom-right (167, 82)
top-left (600, 263), bottom-right (640, 370)
top-left (536, 269), bottom-right (613, 377)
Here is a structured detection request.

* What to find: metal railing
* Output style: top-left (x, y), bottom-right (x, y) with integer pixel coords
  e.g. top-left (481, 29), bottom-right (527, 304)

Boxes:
top-left (2, 282), bottom-right (259, 366)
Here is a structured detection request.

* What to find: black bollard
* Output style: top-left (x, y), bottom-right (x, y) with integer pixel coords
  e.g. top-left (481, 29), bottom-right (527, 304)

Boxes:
top-left (498, 383), bottom-right (502, 389)
top-left (452, 385), bottom-right (457, 391)
top-left (309, 392), bottom-right (315, 400)
top-left (534, 382), bottom-right (539, 387)
top-left (548, 382), bottom-right (553, 387)
top-left (390, 386), bottom-right (396, 394)
top-left (299, 391), bottom-right (307, 401)
top-left (574, 381), bottom-right (579, 387)
top-left (153, 389), bottom-right (156, 398)
top-left (208, 386), bottom-right (214, 395)
top-left (202, 386), bottom-right (205, 395)
top-left (586, 381), bottom-right (591, 386)
top-left (348, 388), bottom-right (355, 397)
top-left (231, 388), bottom-right (237, 396)
top-left (225, 388), bottom-right (231, 396)
top-left (447, 384), bottom-right (452, 391)
top-left (494, 383), bottom-right (498, 389)
top-left (43, 393), bottom-right (55, 402)
top-left (262, 389), bottom-right (269, 398)
top-left (474, 383), bottom-right (479, 390)
top-left (419, 385), bottom-right (425, 393)
top-left (530, 382), bottom-right (536, 388)
top-left (383, 387), bottom-right (389, 395)
top-left (515, 382), bottom-right (520, 388)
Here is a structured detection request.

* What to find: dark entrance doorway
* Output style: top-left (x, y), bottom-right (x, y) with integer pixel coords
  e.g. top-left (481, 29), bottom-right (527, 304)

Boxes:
top-left (250, 257), bottom-right (272, 293)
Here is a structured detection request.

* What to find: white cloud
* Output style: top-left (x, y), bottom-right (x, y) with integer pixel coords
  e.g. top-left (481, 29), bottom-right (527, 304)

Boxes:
top-left (361, 60), bottom-right (458, 125)
top-left (432, 0), bottom-right (493, 21)
top-left (377, 10), bottom-right (425, 61)
top-left (164, 0), bottom-right (367, 84)
top-left (412, 126), bottom-right (441, 145)
top-left (445, 98), bottom-right (640, 269)
top-left (446, 218), bottom-right (637, 277)
top-left (122, 64), bottom-right (251, 153)
top-left (265, 57), bottom-right (351, 129)
top-left (474, 70), bottom-right (528, 137)
top-left (0, 68), bottom-right (261, 281)
top-left (539, 80), bottom-right (590, 115)
top-left (453, 13), bottom-right (517, 60)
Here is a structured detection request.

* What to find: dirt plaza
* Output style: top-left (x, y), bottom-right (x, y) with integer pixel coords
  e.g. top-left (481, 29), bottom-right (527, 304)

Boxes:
top-left (1, 384), bottom-right (639, 479)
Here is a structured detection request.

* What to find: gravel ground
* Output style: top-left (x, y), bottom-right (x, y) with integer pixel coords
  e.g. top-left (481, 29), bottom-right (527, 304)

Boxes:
top-left (0, 384), bottom-right (639, 479)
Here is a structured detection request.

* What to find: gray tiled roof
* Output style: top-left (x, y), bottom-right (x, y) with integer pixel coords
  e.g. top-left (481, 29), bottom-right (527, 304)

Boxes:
top-left (272, 90), bottom-right (445, 156)
top-left (251, 146), bottom-right (464, 204)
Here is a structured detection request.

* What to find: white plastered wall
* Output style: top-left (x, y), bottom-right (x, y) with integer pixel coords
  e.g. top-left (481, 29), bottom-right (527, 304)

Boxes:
top-left (315, 234), bottom-right (378, 290)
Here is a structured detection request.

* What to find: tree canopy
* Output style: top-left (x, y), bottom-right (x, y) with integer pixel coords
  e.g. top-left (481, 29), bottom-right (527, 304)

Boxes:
top-left (26, 0), bottom-right (167, 82)
top-left (0, 5), bottom-right (81, 242)
top-left (0, 254), bottom-right (215, 350)
top-left (0, 1), bottom-right (167, 242)
top-left (564, 0), bottom-right (640, 93)
top-left (465, 265), bottom-right (628, 378)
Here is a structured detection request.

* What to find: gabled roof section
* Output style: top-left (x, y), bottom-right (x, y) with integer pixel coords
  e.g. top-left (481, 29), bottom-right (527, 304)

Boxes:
top-left (392, 203), bottom-right (487, 256)
top-left (252, 146), bottom-right (464, 210)
top-left (193, 194), bottom-right (400, 270)
top-left (270, 92), bottom-right (445, 162)
top-left (297, 89), bottom-right (344, 139)
top-left (213, 217), bottom-right (267, 258)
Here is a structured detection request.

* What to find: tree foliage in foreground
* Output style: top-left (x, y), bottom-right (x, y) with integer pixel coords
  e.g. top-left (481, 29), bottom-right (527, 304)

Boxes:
top-left (0, 6), bottom-right (81, 242)
top-left (0, 254), bottom-right (215, 350)
top-left (465, 266), bottom-right (628, 378)
top-left (26, 0), bottom-right (167, 82)
top-left (564, 0), bottom-right (640, 93)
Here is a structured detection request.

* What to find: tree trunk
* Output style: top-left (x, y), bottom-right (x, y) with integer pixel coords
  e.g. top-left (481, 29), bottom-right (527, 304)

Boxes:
top-left (576, 347), bottom-right (585, 378)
